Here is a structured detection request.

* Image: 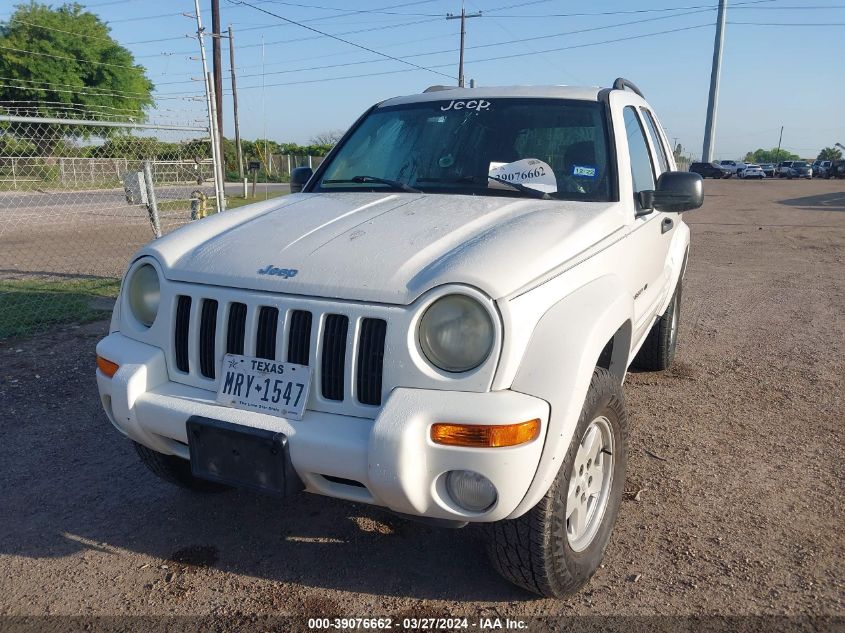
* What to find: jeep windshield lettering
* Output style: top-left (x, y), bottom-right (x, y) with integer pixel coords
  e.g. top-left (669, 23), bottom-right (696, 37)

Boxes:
top-left (314, 98), bottom-right (613, 201)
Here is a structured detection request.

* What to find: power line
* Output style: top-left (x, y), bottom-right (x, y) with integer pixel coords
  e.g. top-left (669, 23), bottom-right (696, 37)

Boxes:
top-left (196, 7), bottom-right (720, 84)
top-left (225, 22), bottom-right (714, 93)
top-left (227, 0), bottom-right (455, 79)
top-left (0, 76), bottom-right (202, 100)
top-left (729, 20), bottom-right (845, 25)
top-left (488, 0), bottom-right (780, 17)
top-left (0, 82), bottom-right (202, 101)
top-left (0, 44), bottom-right (145, 71)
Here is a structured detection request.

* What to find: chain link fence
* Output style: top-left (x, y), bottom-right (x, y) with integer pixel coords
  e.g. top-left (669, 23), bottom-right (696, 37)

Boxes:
top-left (0, 112), bottom-right (218, 339)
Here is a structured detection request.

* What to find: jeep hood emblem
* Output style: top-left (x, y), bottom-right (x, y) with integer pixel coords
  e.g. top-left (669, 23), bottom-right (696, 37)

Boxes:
top-left (257, 264), bottom-right (298, 279)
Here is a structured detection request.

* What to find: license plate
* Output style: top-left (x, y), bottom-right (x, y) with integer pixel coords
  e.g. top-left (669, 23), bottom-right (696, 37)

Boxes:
top-left (216, 354), bottom-right (311, 420)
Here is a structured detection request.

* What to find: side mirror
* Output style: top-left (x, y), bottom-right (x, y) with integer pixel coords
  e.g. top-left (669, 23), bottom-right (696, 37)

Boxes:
top-left (290, 167), bottom-right (313, 193)
top-left (640, 171), bottom-right (704, 213)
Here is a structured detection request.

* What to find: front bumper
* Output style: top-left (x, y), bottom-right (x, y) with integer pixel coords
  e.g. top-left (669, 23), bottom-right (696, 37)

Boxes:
top-left (96, 333), bottom-right (550, 522)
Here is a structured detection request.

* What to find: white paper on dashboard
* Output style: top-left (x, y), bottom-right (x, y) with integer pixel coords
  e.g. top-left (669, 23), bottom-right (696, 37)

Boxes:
top-left (488, 158), bottom-right (557, 193)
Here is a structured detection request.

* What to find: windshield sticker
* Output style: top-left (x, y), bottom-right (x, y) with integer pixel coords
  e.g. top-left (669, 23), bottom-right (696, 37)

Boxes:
top-left (440, 99), bottom-right (491, 112)
top-left (572, 164), bottom-right (598, 179)
top-left (488, 158), bottom-right (557, 193)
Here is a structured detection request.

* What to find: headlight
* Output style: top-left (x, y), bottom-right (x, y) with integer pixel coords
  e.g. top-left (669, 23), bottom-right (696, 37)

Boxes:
top-left (127, 263), bottom-right (160, 327)
top-left (418, 294), bottom-right (494, 373)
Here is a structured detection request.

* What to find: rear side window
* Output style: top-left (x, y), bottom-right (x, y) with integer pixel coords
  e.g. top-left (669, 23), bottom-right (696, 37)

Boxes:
top-left (623, 106), bottom-right (655, 193)
top-left (640, 108), bottom-right (669, 174)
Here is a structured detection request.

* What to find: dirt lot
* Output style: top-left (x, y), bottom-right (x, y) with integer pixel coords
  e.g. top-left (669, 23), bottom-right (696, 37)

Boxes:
top-left (0, 179), bottom-right (842, 626)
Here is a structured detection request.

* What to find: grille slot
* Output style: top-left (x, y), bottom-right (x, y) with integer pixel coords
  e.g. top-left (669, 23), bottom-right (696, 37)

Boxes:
top-left (287, 310), bottom-right (312, 365)
top-left (199, 299), bottom-right (218, 378)
top-left (321, 314), bottom-right (349, 401)
top-left (356, 318), bottom-right (387, 406)
top-left (255, 307), bottom-right (279, 360)
top-left (226, 302), bottom-right (247, 355)
top-left (174, 295), bottom-right (192, 373)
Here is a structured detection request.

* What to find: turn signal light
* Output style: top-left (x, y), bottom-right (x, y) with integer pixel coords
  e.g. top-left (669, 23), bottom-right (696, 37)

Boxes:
top-left (431, 419), bottom-right (541, 448)
top-left (96, 355), bottom-right (119, 378)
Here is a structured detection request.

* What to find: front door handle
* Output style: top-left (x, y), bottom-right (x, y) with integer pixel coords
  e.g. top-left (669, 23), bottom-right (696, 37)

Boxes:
top-left (661, 217), bottom-right (674, 234)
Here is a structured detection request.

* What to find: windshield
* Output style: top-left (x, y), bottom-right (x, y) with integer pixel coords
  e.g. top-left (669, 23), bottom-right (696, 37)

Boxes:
top-left (794, 161), bottom-right (810, 168)
top-left (313, 98), bottom-right (613, 201)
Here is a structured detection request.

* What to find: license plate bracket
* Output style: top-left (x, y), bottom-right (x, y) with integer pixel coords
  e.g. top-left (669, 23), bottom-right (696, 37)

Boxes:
top-left (187, 416), bottom-right (303, 497)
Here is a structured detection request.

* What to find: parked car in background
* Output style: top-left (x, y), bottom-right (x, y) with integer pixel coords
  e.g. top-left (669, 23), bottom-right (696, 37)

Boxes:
top-left (827, 159), bottom-right (845, 179)
top-left (777, 161), bottom-right (796, 177)
top-left (716, 160), bottom-right (747, 176)
top-left (785, 161), bottom-right (813, 179)
top-left (813, 160), bottom-right (832, 177)
top-left (689, 161), bottom-right (732, 178)
top-left (740, 164), bottom-right (765, 179)
top-left (759, 163), bottom-right (776, 178)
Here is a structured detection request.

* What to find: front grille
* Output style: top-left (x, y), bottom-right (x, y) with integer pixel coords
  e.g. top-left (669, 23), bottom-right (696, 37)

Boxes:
top-left (171, 295), bottom-right (387, 409)
top-left (226, 302), bottom-right (247, 354)
top-left (321, 314), bottom-right (349, 401)
top-left (357, 318), bottom-right (387, 406)
top-left (255, 307), bottom-right (279, 360)
top-left (199, 299), bottom-right (218, 378)
top-left (287, 310), bottom-right (312, 366)
top-left (174, 296), bottom-right (192, 373)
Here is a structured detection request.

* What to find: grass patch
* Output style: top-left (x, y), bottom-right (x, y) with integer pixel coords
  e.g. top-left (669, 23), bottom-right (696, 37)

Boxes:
top-left (155, 190), bottom-right (287, 215)
top-left (224, 190), bottom-right (288, 210)
top-left (0, 278), bottom-right (120, 339)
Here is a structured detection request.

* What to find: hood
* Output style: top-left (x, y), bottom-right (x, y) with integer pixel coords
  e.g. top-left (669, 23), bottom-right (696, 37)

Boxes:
top-left (141, 192), bottom-right (624, 305)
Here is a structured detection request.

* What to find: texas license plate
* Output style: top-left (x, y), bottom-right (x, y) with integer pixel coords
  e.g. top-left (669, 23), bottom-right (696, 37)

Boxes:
top-left (216, 354), bottom-right (311, 420)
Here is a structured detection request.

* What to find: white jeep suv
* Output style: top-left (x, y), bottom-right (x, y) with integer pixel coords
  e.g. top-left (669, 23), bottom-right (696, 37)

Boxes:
top-left (96, 78), bottom-right (702, 598)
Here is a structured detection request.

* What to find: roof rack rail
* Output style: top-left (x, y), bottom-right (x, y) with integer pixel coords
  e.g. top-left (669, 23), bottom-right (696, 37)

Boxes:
top-left (423, 85), bottom-right (457, 93)
top-left (612, 77), bottom-right (644, 98)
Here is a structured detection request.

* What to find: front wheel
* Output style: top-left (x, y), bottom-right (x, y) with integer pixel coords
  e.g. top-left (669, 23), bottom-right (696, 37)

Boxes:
top-left (485, 368), bottom-right (628, 598)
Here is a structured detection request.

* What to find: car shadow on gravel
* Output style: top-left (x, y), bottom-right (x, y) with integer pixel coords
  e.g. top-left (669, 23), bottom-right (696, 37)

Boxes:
top-left (778, 191), bottom-right (845, 211)
top-left (0, 331), bottom-right (532, 604)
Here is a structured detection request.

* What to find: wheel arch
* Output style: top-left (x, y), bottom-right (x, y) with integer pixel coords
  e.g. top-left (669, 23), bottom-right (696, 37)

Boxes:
top-left (507, 275), bottom-right (632, 519)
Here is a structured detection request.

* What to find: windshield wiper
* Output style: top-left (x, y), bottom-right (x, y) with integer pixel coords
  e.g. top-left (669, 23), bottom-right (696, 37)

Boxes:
top-left (323, 175), bottom-right (422, 193)
top-left (487, 175), bottom-right (552, 200)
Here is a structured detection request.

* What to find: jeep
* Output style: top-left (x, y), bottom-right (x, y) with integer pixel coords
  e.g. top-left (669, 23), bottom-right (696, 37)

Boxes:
top-left (96, 78), bottom-right (702, 598)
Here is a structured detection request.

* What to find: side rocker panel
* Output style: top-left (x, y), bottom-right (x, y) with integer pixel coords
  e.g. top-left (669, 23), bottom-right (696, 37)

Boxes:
top-left (506, 275), bottom-right (632, 519)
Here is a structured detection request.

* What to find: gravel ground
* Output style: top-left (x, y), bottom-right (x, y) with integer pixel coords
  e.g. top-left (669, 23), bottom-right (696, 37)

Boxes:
top-left (0, 179), bottom-right (842, 626)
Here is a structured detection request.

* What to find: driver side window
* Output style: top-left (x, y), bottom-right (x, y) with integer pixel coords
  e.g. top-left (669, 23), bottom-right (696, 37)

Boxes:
top-left (623, 106), bottom-right (655, 194)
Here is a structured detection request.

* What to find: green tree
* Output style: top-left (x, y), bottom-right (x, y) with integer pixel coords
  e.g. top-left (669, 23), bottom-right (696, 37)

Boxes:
top-left (744, 148), bottom-right (800, 164)
top-left (817, 147), bottom-right (843, 161)
top-left (0, 2), bottom-right (154, 152)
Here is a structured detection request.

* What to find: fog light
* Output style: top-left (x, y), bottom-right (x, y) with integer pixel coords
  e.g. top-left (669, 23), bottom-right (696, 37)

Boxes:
top-left (445, 470), bottom-right (497, 513)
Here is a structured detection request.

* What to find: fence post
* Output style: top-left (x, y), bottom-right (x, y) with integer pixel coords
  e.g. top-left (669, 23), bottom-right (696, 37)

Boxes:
top-left (11, 157), bottom-right (17, 190)
top-left (142, 160), bottom-right (162, 238)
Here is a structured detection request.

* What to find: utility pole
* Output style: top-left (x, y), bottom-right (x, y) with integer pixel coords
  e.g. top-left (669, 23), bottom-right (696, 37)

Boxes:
top-left (193, 0), bottom-right (226, 211)
top-left (211, 0), bottom-right (224, 165)
top-left (228, 25), bottom-right (244, 181)
top-left (702, 0), bottom-right (728, 162)
top-left (774, 126), bottom-right (784, 164)
top-left (446, 5), bottom-right (482, 88)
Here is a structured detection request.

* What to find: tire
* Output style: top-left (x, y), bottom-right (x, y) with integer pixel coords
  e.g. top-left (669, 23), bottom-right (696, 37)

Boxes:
top-left (633, 280), bottom-right (682, 371)
top-left (134, 441), bottom-right (230, 492)
top-left (485, 368), bottom-right (628, 598)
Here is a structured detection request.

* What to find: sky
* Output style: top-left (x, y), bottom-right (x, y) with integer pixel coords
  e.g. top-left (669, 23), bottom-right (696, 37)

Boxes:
top-left (4, 0), bottom-right (843, 160)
